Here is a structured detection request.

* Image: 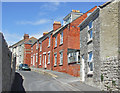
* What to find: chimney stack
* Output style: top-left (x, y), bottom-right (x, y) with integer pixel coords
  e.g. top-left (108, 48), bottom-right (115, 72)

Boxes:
top-left (53, 21), bottom-right (61, 31)
top-left (24, 34), bottom-right (29, 40)
top-left (43, 32), bottom-right (48, 36)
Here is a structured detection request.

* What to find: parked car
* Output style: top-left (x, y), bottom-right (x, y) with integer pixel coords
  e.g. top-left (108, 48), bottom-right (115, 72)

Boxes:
top-left (19, 64), bottom-right (31, 71)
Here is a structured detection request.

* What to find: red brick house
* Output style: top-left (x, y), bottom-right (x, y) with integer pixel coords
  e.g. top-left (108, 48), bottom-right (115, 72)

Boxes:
top-left (31, 31), bottom-right (54, 70)
top-left (23, 36), bottom-right (37, 66)
top-left (31, 6), bottom-right (97, 77)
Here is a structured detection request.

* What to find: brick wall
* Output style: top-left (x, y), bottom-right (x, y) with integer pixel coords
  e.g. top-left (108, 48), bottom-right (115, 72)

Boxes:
top-left (24, 44), bottom-right (32, 66)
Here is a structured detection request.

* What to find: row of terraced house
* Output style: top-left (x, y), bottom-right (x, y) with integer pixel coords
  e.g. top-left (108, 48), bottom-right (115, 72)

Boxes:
top-left (9, 0), bottom-right (120, 91)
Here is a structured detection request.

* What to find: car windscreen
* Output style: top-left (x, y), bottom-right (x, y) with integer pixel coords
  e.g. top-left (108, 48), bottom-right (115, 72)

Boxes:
top-left (23, 64), bottom-right (28, 67)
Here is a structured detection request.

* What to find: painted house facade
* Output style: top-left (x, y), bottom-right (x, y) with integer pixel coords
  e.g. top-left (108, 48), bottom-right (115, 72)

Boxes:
top-left (9, 34), bottom-right (37, 68)
top-left (79, 0), bottom-right (120, 91)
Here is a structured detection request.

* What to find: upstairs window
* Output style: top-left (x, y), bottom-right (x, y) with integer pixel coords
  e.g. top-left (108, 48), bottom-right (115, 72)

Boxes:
top-left (60, 32), bottom-right (63, 44)
top-left (55, 36), bottom-right (57, 47)
top-left (88, 21), bottom-right (93, 41)
top-left (48, 36), bottom-right (50, 47)
top-left (40, 43), bottom-right (42, 51)
top-left (36, 42), bottom-right (39, 50)
top-left (88, 21), bottom-right (92, 30)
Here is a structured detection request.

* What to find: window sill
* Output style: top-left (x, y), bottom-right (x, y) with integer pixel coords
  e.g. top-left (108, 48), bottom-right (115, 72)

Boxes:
top-left (68, 62), bottom-right (77, 65)
top-left (48, 45), bottom-right (50, 48)
top-left (47, 62), bottom-right (50, 65)
top-left (59, 63), bottom-right (63, 66)
top-left (54, 46), bottom-right (57, 49)
top-left (88, 27), bottom-right (92, 32)
top-left (87, 39), bottom-right (92, 44)
top-left (39, 64), bottom-right (41, 66)
top-left (54, 64), bottom-right (57, 67)
top-left (59, 43), bottom-right (63, 46)
top-left (87, 71), bottom-right (93, 77)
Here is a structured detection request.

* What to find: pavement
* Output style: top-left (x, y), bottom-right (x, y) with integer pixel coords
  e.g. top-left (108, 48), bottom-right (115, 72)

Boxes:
top-left (31, 67), bottom-right (101, 91)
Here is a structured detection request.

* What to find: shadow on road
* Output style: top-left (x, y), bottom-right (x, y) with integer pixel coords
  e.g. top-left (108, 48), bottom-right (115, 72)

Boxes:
top-left (11, 72), bottom-right (26, 93)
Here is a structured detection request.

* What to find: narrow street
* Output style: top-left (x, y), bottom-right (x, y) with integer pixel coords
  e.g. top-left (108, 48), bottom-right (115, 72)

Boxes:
top-left (11, 69), bottom-right (100, 92)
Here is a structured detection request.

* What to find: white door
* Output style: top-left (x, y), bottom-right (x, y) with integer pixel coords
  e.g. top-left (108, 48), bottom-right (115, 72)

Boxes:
top-left (44, 55), bottom-right (47, 68)
top-left (82, 55), bottom-right (85, 82)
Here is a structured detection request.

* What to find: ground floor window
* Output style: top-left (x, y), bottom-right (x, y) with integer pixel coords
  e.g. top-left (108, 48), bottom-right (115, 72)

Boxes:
top-left (67, 49), bottom-right (80, 64)
top-left (88, 51), bottom-right (93, 74)
top-left (54, 53), bottom-right (57, 66)
top-left (39, 55), bottom-right (41, 65)
top-left (60, 52), bottom-right (63, 65)
top-left (48, 53), bottom-right (50, 64)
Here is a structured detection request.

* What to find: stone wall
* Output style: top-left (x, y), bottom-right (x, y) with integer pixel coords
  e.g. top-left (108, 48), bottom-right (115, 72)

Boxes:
top-left (101, 56), bottom-right (119, 91)
top-left (100, 0), bottom-right (120, 91)
top-left (80, 8), bottom-right (101, 89)
top-left (0, 32), bottom-right (16, 92)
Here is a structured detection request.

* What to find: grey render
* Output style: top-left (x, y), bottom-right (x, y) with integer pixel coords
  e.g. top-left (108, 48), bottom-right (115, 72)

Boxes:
top-left (0, 33), bottom-right (16, 92)
top-left (9, 37), bottom-right (37, 68)
top-left (79, 0), bottom-right (120, 91)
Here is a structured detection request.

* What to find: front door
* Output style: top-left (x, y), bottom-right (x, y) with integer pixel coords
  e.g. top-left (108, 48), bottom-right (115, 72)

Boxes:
top-left (33, 55), bottom-right (35, 66)
top-left (82, 55), bottom-right (85, 82)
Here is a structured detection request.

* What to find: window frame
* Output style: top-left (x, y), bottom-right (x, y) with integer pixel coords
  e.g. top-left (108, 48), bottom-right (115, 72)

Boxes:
top-left (36, 53), bottom-right (38, 63)
top-left (40, 43), bottom-right (42, 52)
top-left (60, 32), bottom-right (63, 45)
top-left (88, 51), bottom-right (93, 73)
top-left (87, 20), bottom-right (93, 42)
top-left (47, 53), bottom-right (50, 64)
top-left (59, 51), bottom-right (63, 65)
top-left (48, 36), bottom-right (51, 47)
top-left (54, 53), bottom-right (57, 66)
top-left (55, 36), bottom-right (57, 47)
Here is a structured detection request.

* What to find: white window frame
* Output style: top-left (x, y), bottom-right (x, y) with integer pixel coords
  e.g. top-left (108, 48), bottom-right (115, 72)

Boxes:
top-left (36, 42), bottom-right (39, 50)
top-left (88, 51), bottom-right (93, 74)
top-left (39, 55), bottom-right (42, 65)
top-left (54, 53), bottom-right (57, 66)
top-left (59, 52), bottom-right (63, 65)
top-left (60, 32), bottom-right (63, 44)
top-left (47, 52), bottom-right (50, 64)
top-left (40, 43), bottom-right (42, 51)
top-left (48, 36), bottom-right (50, 47)
top-left (87, 21), bottom-right (93, 42)
top-left (36, 53), bottom-right (38, 62)
top-left (55, 36), bottom-right (57, 47)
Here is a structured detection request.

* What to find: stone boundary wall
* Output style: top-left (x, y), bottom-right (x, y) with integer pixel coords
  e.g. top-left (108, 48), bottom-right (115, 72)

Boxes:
top-left (101, 56), bottom-right (119, 91)
top-left (0, 32), bottom-right (16, 92)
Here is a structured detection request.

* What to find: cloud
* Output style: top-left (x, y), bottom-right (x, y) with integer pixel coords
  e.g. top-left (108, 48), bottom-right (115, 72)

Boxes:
top-left (17, 19), bottom-right (50, 25)
top-left (40, 2), bottom-right (60, 11)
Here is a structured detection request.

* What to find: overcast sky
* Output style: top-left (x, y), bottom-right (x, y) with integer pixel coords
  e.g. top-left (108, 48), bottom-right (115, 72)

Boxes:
top-left (2, 2), bottom-right (105, 46)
